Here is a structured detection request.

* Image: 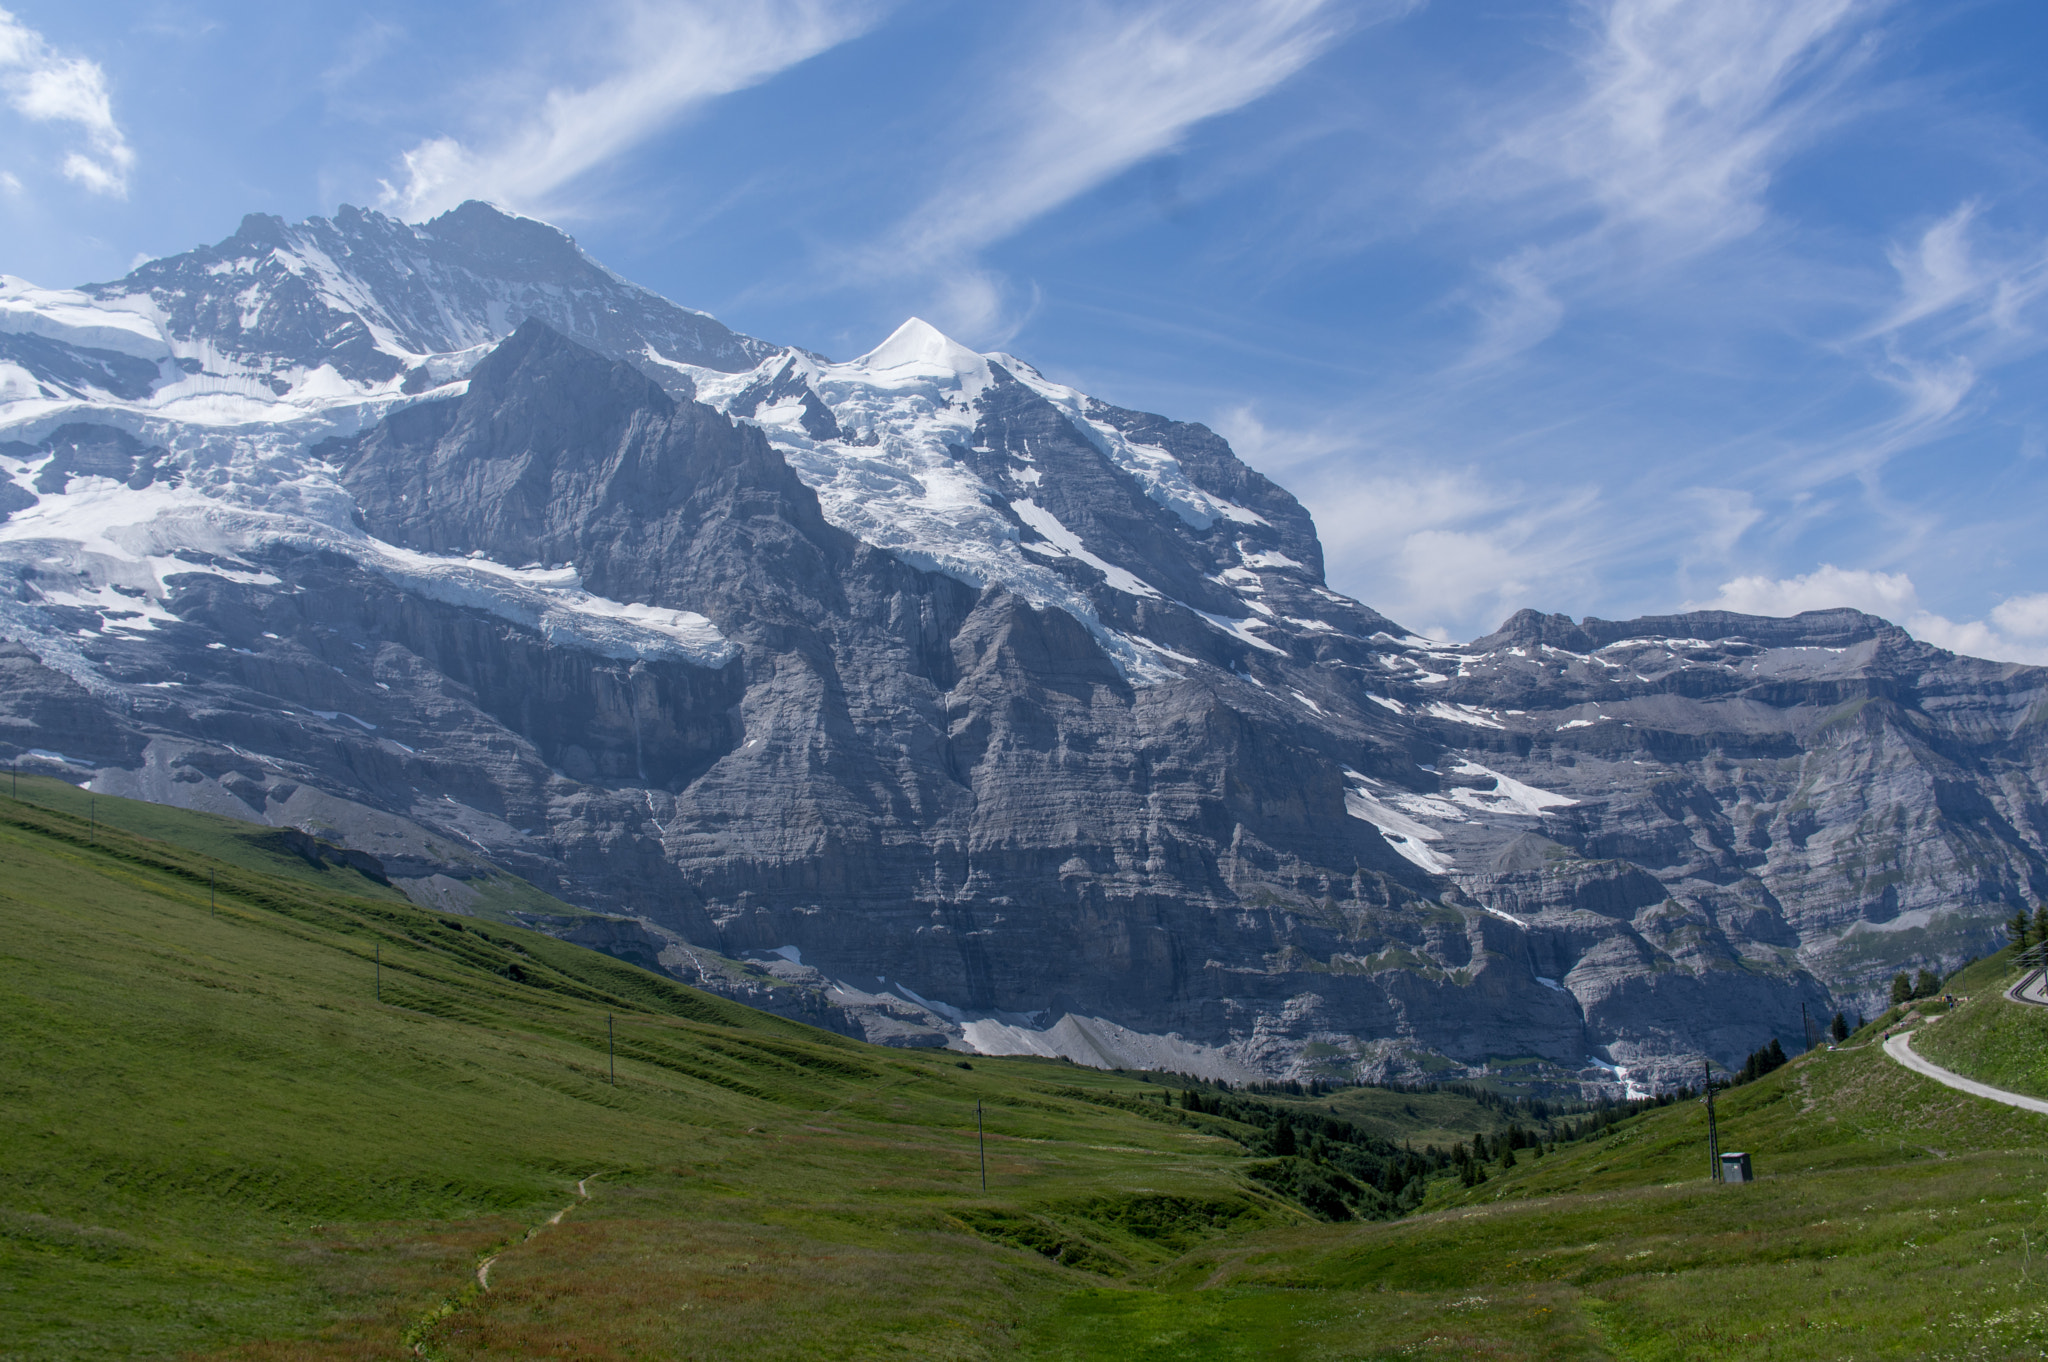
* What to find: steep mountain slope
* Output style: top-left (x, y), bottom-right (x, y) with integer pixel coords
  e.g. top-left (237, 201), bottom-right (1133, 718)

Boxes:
top-left (0, 202), bottom-right (2037, 1090)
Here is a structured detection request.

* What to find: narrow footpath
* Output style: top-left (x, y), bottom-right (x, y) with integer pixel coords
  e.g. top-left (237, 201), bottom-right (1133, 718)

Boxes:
top-left (1883, 1029), bottom-right (2048, 1116)
top-left (404, 1175), bottom-right (595, 1357)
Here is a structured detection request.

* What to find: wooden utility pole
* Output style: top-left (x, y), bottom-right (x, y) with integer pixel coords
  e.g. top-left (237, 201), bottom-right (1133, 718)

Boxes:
top-left (1703, 1059), bottom-right (1721, 1183)
top-left (978, 1100), bottom-right (987, 1191)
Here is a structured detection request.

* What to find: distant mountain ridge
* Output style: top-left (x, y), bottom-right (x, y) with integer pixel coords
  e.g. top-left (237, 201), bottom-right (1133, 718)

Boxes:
top-left (1, 201), bottom-right (2039, 1092)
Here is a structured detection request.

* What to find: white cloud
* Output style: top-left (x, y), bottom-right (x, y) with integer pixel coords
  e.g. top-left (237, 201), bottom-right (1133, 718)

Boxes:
top-left (1451, 0), bottom-right (1881, 361)
top-left (863, 0), bottom-right (1406, 339)
top-left (1991, 593), bottom-right (2048, 639)
top-left (895, 1), bottom-right (1361, 262)
top-left (1862, 201), bottom-right (2048, 346)
top-left (380, 1), bottom-right (885, 221)
top-left (1700, 565), bottom-right (2048, 665)
top-left (1211, 402), bottom-right (1355, 470)
top-left (1786, 204), bottom-right (2048, 493)
top-left (1542, 0), bottom-right (1869, 243)
top-left (1704, 563), bottom-right (1915, 618)
top-left (1462, 249), bottom-right (1568, 368)
top-left (1865, 201), bottom-right (1989, 338)
top-left (1215, 405), bottom-right (1607, 637)
top-left (1677, 487), bottom-right (1765, 564)
top-left (0, 7), bottom-right (132, 197)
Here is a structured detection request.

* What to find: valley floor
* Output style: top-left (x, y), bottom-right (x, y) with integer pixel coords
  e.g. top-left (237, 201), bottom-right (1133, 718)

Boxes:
top-left (2, 778), bottom-right (2045, 1360)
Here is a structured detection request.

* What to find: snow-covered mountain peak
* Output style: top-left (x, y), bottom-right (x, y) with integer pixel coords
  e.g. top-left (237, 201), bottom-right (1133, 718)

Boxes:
top-left (851, 317), bottom-right (992, 388)
top-left (2, 202), bottom-right (1373, 695)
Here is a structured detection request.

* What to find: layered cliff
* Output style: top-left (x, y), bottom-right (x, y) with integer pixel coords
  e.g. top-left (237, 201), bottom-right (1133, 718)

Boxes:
top-left (1, 203), bottom-right (2036, 1091)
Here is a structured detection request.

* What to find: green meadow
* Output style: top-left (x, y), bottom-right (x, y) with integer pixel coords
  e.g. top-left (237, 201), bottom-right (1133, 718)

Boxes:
top-left (2, 773), bottom-right (2045, 1359)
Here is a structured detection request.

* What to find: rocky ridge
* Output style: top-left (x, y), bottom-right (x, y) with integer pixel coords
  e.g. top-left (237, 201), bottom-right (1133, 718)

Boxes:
top-left (2, 202), bottom-right (2040, 1092)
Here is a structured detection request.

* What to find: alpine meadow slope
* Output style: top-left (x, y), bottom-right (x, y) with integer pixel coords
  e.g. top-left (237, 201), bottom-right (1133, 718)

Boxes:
top-left (6, 775), bottom-right (2045, 1361)
top-left (3, 202), bottom-right (2045, 1089)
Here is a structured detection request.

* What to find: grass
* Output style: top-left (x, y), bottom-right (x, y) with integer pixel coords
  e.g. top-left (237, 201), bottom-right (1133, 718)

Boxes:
top-left (2, 771), bottom-right (412, 902)
top-left (1015, 1016), bottom-right (2048, 1361)
top-left (1914, 948), bottom-right (2048, 1101)
top-left (1025, 1152), bottom-right (2048, 1359)
top-left (1251, 1081), bottom-right (1566, 1151)
top-left (0, 785), bottom-right (1322, 1360)
top-left (3, 781), bottom-right (2047, 1359)
top-left (1, 772), bottom-right (590, 923)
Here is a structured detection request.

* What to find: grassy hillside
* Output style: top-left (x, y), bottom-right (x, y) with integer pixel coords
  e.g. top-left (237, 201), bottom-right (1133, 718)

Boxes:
top-left (3, 771), bottom-right (588, 922)
top-left (1017, 1029), bottom-right (2048, 1360)
top-left (4, 782), bottom-right (2047, 1360)
top-left (3, 770), bottom-right (414, 902)
top-left (1914, 947), bottom-right (2048, 1101)
top-left (0, 784), bottom-right (1447, 1360)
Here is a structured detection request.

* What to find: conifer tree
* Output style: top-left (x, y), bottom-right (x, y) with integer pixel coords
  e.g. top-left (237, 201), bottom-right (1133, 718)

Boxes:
top-left (1829, 1011), bottom-right (1850, 1043)
top-left (1767, 1038), bottom-right (1786, 1068)
top-left (1890, 971), bottom-right (1914, 1005)
top-left (1913, 968), bottom-right (1940, 999)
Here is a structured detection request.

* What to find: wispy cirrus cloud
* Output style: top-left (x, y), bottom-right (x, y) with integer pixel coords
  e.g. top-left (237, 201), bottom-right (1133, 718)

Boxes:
top-left (0, 7), bottom-right (133, 196)
top-left (1687, 200), bottom-right (2048, 641)
top-left (1858, 201), bottom-right (2048, 369)
top-left (861, 0), bottom-right (1411, 340)
top-left (1450, 0), bottom-right (1884, 363)
top-left (1770, 202), bottom-right (2048, 497)
top-left (380, 0), bottom-right (887, 221)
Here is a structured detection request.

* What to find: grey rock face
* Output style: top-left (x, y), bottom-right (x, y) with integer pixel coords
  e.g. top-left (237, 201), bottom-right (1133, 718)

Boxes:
top-left (2, 203), bottom-right (2038, 1094)
top-left (0, 333), bottom-right (158, 402)
top-left (24, 424), bottom-right (180, 493)
top-left (1431, 617), bottom-right (2047, 1029)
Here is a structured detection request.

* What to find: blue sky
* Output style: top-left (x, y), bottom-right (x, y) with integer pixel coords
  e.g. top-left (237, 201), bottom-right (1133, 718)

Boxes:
top-left (5, 1), bottom-right (2048, 654)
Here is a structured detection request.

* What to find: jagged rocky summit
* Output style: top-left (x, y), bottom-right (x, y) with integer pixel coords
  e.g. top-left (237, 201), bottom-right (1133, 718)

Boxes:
top-left (2, 202), bottom-right (2038, 1093)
